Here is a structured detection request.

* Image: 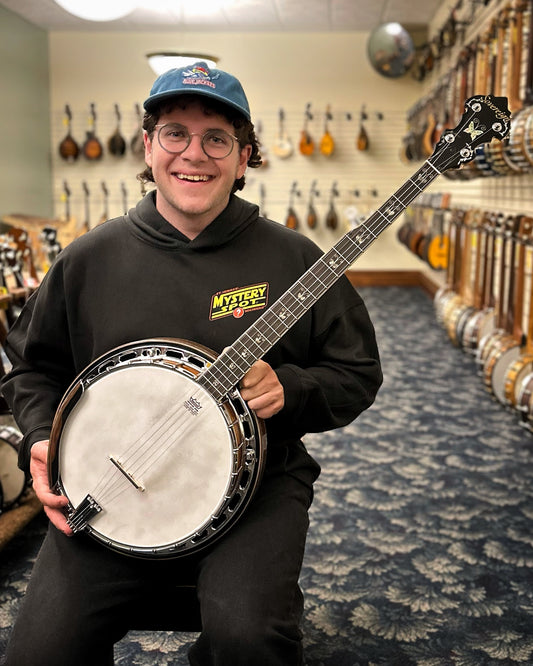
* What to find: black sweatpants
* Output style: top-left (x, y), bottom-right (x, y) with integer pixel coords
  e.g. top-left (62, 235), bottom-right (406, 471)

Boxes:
top-left (3, 471), bottom-right (313, 666)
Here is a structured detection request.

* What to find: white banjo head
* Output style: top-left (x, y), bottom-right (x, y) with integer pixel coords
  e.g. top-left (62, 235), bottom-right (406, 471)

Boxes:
top-left (51, 339), bottom-right (266, 558)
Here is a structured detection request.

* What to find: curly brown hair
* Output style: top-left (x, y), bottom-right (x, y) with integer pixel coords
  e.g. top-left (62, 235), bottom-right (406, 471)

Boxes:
top-left (137, 94), bottom-right (262, 194)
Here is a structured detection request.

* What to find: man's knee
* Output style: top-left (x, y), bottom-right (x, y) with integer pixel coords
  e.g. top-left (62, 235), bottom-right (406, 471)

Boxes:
top-left (190, 607), bottom-right (303, 665)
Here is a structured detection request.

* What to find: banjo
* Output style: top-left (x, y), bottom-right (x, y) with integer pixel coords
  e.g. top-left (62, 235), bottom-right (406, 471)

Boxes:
top-left (47, 96), bottom-right (510, 559)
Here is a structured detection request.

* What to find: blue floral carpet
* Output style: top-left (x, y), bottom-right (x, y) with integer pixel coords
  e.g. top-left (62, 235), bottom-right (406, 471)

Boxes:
top-left (2, 286), bottom-right (533, 665)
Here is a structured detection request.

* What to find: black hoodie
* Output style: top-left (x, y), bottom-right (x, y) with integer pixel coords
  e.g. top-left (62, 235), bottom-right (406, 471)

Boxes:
top-left (2, 192), bottom-right (382, 484)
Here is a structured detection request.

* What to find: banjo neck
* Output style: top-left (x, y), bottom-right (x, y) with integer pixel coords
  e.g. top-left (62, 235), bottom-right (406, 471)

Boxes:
top-left (197, 95), bottom-right (510, 402)
top-left (198, 198), bottom-right (422, 400)
top-left (199, 163), bottom-right (440, 400)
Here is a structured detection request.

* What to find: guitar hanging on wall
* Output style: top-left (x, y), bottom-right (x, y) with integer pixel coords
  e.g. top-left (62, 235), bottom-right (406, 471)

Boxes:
top-left (48, 95), bottom-right (511, 560)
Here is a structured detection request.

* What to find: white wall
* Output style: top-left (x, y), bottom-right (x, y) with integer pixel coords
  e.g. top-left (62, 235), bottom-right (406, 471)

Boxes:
top-left (48, 29), bottom-right (439, 274)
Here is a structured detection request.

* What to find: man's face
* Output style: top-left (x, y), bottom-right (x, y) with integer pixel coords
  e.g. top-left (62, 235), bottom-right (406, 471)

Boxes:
top-left (144, 100), bottom-right (251, 236)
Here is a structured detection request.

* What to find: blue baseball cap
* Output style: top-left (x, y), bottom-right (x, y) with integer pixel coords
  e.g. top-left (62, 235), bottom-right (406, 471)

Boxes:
top-left (144, 61), bottom-right (251, 120)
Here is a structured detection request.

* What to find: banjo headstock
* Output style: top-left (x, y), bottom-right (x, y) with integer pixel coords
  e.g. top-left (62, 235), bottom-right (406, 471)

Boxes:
top-left (430, 95), bottom-right (511, 173)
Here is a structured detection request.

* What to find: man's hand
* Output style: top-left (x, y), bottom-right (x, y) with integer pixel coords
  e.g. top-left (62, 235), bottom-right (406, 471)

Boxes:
top-left (239, 360), bottom-right (285, 419)
top-left (30, 440), bottom-right (73, 536)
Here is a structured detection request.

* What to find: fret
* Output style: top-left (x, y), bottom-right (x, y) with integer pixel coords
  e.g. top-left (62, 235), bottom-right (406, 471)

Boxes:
top-left (208, 352), bottom-right (243, 385)
top-left (285, 288), bottom-right (313, 313)
top-left (270, 302), bottom-right (298, 329)
top-left (293, 277), bottom-right (318, 302)
top-left (243, 327), bottom-right (271, 353)
top-left (425, 160), bottom-right (443, 177)
top-left (254, 315), bottom-right (282, 346)
top-left (198, 371), bottom-right (226, 399)
top-left (229, 341), bottom-right (255, 366)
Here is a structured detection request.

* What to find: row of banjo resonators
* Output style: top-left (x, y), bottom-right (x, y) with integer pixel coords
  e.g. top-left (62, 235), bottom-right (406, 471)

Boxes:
top-left (432, 201), bottom-right (533, 431)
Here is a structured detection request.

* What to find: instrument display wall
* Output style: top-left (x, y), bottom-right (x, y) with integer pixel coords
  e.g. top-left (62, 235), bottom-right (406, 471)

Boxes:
top-left (50, 101), bottom-right (421, 256)
top-left (418, 0), bottom-right (533, 216)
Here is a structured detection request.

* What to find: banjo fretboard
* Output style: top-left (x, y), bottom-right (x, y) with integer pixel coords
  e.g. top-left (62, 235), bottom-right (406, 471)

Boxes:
top-left (196, 95), bottom-right (510, 401)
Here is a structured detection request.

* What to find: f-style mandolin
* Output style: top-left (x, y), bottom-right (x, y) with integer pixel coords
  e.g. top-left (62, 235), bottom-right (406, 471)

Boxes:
top-left (319, 105), bottom-right (335, 157)
top-left (306, 181), bottom-right (319, 230)
top-left (299, 103), bottom-right (315, 156)
top-left (58, 104), bottom-right (79, 163)
top-left (83, 103), bottom-right (103, 161)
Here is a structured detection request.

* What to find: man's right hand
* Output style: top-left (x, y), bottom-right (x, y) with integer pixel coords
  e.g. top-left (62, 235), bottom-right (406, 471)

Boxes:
top-left (30, 440), bottom-right (73, 536)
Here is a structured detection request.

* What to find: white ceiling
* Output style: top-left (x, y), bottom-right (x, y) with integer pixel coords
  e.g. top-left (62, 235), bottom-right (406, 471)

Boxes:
top-left (0, 0), bottom-right (440, 33)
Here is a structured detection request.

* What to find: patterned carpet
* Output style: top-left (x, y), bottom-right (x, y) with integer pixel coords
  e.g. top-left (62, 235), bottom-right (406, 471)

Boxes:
top-left (2, 286), bottom-right (533, 665)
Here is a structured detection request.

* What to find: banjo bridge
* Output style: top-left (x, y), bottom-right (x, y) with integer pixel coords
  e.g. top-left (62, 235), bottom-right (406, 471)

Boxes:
top-left (67, 493), bottom-right (102, 533)
top-left (109, 455), bottom-right (146, 492)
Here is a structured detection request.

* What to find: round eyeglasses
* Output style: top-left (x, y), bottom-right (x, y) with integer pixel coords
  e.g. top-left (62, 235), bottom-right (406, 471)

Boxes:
top-left (155, 123), bottom-right (239, 159)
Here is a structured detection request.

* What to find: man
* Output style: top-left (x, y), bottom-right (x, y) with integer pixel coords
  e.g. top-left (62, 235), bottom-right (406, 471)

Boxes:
top-left (2, 62), bottom-right (382, 665)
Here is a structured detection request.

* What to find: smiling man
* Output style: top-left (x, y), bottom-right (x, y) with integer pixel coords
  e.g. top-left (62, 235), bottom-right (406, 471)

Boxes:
top-left (144, 100), bottom-right (251, 237)
top-left (2, 63), bottom-right (382, 665)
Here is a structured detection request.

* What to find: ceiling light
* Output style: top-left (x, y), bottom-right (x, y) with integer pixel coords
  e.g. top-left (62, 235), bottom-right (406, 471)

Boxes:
top-left (53, 0), bottom-right (136, 21)
top-left (146, 52), bottom-right (219, 76)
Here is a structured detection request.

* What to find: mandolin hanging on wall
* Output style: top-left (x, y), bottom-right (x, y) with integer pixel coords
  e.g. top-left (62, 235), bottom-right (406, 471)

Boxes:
top-left (83, 103), bottom-right (103, 161)
top-left (319, 105), bottom-right (335, 156)
top-left (285, 181), bottom-right (300, 230)
top-left (325, 182), bottom-right (339, 230)
top-left (58, 104), bottom-right (80, 163)
top-left (356, 104), bottom-right (370, 151)
top-left (299, 103), bottom-right (315, 156)
top-left (130, 103), bottom-right (146, 159)
top-left (107, 104), bottom-right (127, 157)
top-left (306, 180), bottom-right (319, 229)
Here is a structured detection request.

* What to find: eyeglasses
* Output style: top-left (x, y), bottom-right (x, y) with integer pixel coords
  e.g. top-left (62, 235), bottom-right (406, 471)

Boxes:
top-left (154, 123), bottom-right (239, 159)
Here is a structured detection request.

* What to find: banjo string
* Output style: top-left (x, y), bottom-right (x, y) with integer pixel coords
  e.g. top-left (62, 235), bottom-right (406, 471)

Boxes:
top-left (86, 383), bottom-right (217, 506)
top-left (91, 400), bottom-right (196, 503)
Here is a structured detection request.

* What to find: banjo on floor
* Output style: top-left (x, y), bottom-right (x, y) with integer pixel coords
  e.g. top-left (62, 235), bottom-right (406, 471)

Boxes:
top-left (47, 96), bottom-right (510, 559)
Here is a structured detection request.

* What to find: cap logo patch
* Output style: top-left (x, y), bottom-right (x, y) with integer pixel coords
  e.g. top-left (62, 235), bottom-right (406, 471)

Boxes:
top-left (182, 66), bottom-right (220, 90)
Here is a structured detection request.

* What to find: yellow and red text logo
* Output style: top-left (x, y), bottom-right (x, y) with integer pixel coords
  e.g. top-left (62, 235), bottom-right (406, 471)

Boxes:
top-left (210, 282), bottom-right (269, 320)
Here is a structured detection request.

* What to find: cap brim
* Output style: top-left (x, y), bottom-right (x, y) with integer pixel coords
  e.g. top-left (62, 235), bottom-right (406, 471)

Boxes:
top-left (143, 88), bottom-right (250, 120)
